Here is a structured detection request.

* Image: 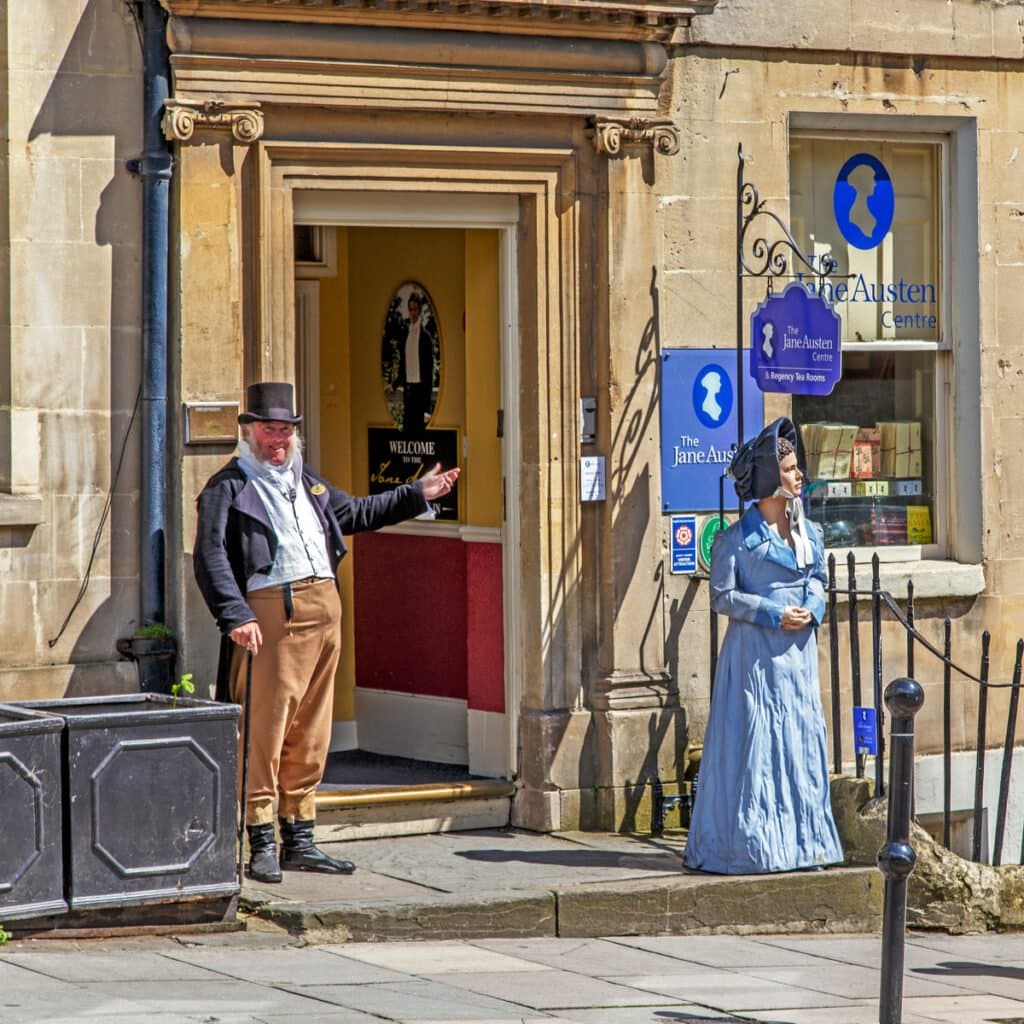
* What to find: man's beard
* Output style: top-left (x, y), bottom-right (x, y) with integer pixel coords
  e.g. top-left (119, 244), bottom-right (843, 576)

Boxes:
top-left (240, 430), bottom-right (303, 466)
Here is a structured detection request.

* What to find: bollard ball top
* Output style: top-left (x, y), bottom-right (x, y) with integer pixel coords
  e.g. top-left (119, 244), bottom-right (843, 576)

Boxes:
top-left (884, 677), bottom-right (925, 717)
top-left (877, 840), bottom-right (917, 880)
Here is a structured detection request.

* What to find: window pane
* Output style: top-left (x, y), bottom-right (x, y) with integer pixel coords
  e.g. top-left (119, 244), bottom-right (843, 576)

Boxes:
top-left (794, 352), bottom-right (935, 548)
top-left (790, 138), bottom-right (941, 343)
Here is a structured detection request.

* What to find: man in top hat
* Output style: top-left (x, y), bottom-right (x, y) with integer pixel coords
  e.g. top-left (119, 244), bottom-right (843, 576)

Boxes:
top-left (194, 381), bottom-right (459, 883)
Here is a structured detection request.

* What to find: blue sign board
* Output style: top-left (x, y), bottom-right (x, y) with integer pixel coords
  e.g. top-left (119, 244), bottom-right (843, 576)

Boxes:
top-left (750, 281), bottom-right (842, 396)
top-left (670, 514), bottom-right (697, 574)
top-left (661, 348), bottom-right (764, 513)
top-left (853, 706), bottom-right (878, 756)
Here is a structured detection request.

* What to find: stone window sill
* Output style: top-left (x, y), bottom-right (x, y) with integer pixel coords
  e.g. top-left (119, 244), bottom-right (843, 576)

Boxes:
top-left (0, 494), bottom-right (43, 527)
top-left (845, 560), bottom-right (985, 601)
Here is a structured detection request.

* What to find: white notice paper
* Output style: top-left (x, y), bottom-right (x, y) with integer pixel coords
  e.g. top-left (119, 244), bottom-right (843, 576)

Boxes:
top-left (580, 456), bottom-right (606, 502)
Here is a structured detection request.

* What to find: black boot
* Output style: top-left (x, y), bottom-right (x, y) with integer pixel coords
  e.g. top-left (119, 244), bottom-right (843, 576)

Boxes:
top-left (279, 818), bottom-right (355, 875)
top-left (246, 822), bottom-right (282, 884)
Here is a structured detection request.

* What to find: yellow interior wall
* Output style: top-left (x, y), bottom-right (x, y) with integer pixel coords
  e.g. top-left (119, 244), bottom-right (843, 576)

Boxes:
top-left (464, 230), bottom-right (503, 528)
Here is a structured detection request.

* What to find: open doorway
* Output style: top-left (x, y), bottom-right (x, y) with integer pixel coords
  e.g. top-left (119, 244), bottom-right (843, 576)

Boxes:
top-left (293, 195), bottom-right (519, 801)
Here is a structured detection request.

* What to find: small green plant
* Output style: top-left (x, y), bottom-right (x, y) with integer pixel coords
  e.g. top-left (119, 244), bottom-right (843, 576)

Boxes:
top-left (133, 622), bottom-right (174, 641)
top-left (171, 672), bottom-right (195, 709)
top-left (0, 923), bottom-right (11, 946)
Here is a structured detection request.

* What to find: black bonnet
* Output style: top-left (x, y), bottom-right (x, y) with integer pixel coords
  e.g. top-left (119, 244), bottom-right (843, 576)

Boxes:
top-left (728, 417), bottom-right (805, 501)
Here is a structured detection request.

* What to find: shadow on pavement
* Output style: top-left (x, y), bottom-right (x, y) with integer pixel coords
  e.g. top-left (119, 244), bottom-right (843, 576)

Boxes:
top-left (454, 848), bottom-right (682, 871)
top-left (913, 959), bottom-right (1024, 981)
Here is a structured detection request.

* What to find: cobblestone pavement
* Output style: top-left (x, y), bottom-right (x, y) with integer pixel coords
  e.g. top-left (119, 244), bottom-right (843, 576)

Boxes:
top-left (1, 928), bottom-right (1023, 1023)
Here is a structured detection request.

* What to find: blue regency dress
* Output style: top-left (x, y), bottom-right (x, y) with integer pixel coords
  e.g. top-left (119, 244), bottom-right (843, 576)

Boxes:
top-left (683, 507), bottom-right (844, 874)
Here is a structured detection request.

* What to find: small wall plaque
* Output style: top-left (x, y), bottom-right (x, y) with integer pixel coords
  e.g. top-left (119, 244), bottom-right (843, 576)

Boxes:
top-left (184, 402), bottom-right (239, 445)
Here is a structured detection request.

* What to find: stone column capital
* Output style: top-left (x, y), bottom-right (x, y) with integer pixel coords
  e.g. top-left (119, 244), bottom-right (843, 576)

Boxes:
top-left (162, 99), bottom-right (265, 144)
top-left (590, 116), bottom-right (680, 158)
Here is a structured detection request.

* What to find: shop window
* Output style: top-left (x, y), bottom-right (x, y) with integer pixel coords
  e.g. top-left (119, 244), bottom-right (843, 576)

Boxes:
top-left (789, 136), bottom-right (946, 553)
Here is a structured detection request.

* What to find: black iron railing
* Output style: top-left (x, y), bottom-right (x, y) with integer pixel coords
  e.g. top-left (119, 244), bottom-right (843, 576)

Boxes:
top-left (824, 552), bottom-right (1024, 867)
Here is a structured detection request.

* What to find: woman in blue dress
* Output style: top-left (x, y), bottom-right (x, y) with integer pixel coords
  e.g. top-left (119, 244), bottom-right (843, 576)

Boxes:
top-left (683, 417), bottom-right (843, 874)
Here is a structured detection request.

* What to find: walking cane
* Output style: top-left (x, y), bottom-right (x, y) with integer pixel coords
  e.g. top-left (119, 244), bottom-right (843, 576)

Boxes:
top-left (236, 646), bottom-right (254, 885)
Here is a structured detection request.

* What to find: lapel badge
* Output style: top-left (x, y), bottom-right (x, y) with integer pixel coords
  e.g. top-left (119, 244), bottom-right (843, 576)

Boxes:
top-left (310, 484), bottom-right (327, 496)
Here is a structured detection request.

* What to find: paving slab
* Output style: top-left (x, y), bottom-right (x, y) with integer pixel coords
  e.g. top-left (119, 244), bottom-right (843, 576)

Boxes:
top-left (744, 963), bottom-right (971, 1001)
top-left (908, 930), bottom-right (1024, 960)
top-left (228, 1015), bottom-right (380, 1024)
top-left (611, 935), bottom-right (833, 969)
top-left (554, 1010), bottom-right (746, 1024)
top-left (163, 945), bottom-right (412, 985)
top-left (613, 968), bottom-right (868, 1012)
top-left (472, 936), bottom-right (715, 976)
top-left (73, 978), bottom-right (344, 1016)
top-left (905, 959), bottom-right (1024, 1000)
top-left (276, 977), bottom-right (554, 1020)
top-left (896, 992), bottom-right (1024, 1022)
top-left (327, 939), bottom-right (553, 975)
top-left (0, 950), bottom-right (219, 983)
top-left (0, 981), bottom-right (152, 1023)
top-left (432, 968), bottom-right (681, 1010)
top-left (746, 1005), bottom-right (936, 1024)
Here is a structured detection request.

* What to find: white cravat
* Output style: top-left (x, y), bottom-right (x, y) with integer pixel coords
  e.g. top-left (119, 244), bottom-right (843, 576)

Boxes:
top-left (773, 486), bottom-right (814, 568)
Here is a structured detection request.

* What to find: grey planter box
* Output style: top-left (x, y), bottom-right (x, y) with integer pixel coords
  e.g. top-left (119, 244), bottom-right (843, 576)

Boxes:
top-left (16, 694), bottom-right (240, 912)
top-left (0, 704), bottom-right (67, 921)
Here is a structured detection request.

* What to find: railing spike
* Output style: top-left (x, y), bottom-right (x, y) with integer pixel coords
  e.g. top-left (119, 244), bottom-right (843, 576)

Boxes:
top-left (972, 632), bottom-right (991, 862)
top-left (993, 638), bottom-right (1023, 866)
top-left (943, 616), bottom-right (952, 850)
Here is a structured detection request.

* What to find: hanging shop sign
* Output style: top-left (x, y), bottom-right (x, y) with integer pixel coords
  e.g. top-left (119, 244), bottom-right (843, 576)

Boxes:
top-left (367, 426), bottom-right (459, 521)
top-left (749, 281), bottom-right (842, 396)
top-left (660, 349), bottom-right (764, 513)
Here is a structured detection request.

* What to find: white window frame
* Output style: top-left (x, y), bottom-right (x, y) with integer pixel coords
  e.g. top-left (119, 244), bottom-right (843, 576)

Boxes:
top-left (788, 113), bottom-right (981, 575)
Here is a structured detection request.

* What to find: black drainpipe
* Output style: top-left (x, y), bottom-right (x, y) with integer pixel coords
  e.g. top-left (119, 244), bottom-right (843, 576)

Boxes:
top-left (133, 0), bottom-right (173, 627)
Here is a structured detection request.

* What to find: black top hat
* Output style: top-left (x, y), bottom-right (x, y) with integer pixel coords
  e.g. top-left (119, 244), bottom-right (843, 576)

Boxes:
top-left (237, 381), bottom-right (302, 425)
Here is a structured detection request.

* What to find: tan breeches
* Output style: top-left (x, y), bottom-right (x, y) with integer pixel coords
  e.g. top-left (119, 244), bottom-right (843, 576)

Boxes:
top-left (229, 578), bottom-right (341, 826)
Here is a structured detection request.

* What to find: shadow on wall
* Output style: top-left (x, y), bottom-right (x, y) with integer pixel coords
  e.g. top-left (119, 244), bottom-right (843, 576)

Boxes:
top-left (27, 0), bottom-right (145, 697)
top-left (591, 267), bottom-right (688, 831)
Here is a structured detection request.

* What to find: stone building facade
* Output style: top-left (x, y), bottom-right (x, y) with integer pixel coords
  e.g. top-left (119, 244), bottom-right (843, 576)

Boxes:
top-left (1, 0), bottom-right (1022, 843)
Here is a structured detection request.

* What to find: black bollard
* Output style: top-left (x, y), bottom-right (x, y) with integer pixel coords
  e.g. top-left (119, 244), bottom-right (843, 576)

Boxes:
top-left (877, 677), bottom-right (925, 1024)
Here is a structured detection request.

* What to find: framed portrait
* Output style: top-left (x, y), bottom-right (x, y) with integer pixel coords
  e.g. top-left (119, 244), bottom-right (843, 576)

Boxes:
top-left (380, 281), bottom-right (442, 434)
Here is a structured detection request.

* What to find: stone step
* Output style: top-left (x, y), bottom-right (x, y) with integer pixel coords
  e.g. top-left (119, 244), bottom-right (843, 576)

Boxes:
top-left (245, 864), bottom-right (883, 943)
top-left (313, 779), bottom-right (515, 841)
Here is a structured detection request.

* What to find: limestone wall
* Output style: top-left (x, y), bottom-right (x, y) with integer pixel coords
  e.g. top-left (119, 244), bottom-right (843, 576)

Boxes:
top-left (0, 1), bottom-right (143, 699)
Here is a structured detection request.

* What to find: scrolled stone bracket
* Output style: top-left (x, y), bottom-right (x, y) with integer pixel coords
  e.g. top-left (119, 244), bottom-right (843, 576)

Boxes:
top-left (590, 116), bottom-right (680, 158)
top-left (162, 99), bottom-right (265, 144)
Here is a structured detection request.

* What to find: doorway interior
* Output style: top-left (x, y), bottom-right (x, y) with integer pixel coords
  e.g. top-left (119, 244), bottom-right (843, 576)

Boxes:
top-left (292, 192), bottom-right (520, 795)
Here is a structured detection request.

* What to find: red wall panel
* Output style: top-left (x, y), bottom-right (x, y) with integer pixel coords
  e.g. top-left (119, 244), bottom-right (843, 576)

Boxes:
top-left (465, 542), bottom-right (505, 713)
top-left (353, 533), bottom-right (467, 700)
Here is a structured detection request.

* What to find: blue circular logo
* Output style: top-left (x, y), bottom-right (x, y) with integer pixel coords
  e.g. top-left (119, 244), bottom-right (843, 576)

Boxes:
top-left (693, 363), bottom-right (732, 429)
top-left (833, 153), bottom-right (895, 251)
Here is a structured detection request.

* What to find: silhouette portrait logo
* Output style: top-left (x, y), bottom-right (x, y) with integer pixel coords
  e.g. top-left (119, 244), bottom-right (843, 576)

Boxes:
top-left (833, 153), bottom-right (895, 251)
top-left (692, 364), bottom-right (732, 429)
